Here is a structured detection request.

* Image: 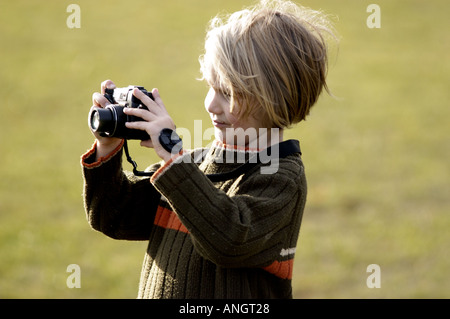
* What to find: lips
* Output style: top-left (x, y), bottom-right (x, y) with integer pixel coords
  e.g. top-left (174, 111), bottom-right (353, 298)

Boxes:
top-left (212, 119), bottom-right (229, 128)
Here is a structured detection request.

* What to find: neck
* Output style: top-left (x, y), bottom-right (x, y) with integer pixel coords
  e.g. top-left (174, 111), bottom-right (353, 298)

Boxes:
top-left (218, 127), bottom-right (284, 151)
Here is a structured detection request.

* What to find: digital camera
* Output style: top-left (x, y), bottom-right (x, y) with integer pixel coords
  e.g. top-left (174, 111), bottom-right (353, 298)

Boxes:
top-left (88, 85), bottom-right (153, 140)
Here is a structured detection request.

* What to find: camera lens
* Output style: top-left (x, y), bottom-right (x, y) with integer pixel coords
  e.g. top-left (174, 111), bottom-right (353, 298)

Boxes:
top-left (87, 104), bottom-right (149, 140)
top-left (88, 106), bottom-right (116, 136)
top-left (91, 111), bottom-right (100, 131)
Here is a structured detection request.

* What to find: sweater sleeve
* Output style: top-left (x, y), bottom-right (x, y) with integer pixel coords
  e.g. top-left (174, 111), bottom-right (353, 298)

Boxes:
top-left (150, 152), bottom-right (306, 269)
top-left (81, 140), bottom-right (162, 240)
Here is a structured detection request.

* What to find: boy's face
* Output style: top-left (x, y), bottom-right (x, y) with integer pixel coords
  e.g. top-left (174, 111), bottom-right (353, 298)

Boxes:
top-left (204, 87), bottom-right (262, 146)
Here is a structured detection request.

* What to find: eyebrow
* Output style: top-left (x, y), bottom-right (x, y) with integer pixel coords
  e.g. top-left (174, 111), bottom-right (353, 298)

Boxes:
top-left (215, 87), bottom-right (232, 97)
top-left (208, 80), bottom-right (230, 94)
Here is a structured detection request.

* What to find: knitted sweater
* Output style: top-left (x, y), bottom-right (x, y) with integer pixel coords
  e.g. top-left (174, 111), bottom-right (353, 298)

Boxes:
top-left (81, 139), bottom-right (307, 299)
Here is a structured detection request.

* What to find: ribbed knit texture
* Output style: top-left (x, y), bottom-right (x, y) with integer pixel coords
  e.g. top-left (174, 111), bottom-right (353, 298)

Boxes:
top-left (81, 140), bottom-right (307, 299)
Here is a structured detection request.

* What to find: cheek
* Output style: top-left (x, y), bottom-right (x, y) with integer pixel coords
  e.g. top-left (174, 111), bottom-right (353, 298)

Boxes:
top-left (225, 112), bottom-right (239, 125)
top-left (224, 103), bottom-right (241, 125)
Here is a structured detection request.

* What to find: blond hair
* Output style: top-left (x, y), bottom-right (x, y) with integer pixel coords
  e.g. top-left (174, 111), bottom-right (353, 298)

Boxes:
top-left (199, 0), bottom-right (337, 128)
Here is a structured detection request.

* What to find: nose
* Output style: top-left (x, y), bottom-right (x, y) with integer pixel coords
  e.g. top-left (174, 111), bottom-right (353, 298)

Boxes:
top-left (204, 88), bottom-right (222, 115)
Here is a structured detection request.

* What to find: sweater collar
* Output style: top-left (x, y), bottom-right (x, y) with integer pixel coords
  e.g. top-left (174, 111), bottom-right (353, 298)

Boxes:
top-left (205, 140), bottom-right (256, 167)
top-left (211, 140), bottom-right (263, 153)
top-left (205, 139), bottom-right (301, 167)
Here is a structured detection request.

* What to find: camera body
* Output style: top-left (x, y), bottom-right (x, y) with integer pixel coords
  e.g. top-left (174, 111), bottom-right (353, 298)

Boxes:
top-left (88, 85), bottom-right (153, 140)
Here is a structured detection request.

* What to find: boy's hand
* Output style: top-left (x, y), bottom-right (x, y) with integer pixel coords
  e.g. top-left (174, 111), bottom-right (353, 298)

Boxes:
top-left (123, 88), bottom-right (178, 162)
top-left (91, 80), bottom-right (123, 159)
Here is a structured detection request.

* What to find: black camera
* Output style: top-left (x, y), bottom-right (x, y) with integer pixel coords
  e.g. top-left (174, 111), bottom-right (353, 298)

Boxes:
top-left (88, 85), bottom-right (153, 140)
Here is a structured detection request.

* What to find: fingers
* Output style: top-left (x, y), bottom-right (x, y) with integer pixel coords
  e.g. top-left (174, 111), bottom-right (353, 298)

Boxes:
top-left (151, 88), bottom-right (164, 107)
top-left (92, 92), bottom-right (110, 108)
top-left (92, 80), bottom-right (116, 107)
top-left (101, 79), bottom-right (116, 95)
top-left (124, 119), bottom-right (156, 134)
top-left (133, 88), bottom-right (155, 108)
top-left (133, 88), bottom-right (168, 115)
top-left (123, 107), bottom-right (155, 122)
top-left (151, 88), bottom-right (169, 113)
top-left (124, 105), bottom-right (175, 138)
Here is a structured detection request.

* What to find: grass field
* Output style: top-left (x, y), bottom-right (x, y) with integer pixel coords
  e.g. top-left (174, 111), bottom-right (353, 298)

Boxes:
top-left (0, 0), bottom-right (449, 298)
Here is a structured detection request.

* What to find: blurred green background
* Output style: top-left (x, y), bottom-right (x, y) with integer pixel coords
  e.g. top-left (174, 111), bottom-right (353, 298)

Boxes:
top-left (0, 0), bottom-right (448, 298)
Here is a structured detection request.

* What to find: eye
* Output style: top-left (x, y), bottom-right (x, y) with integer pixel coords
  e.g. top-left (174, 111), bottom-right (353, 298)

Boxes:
top-left (221, 90), bottom-right (231, 100)
top-left (209, 84), bottom-right (232, 101)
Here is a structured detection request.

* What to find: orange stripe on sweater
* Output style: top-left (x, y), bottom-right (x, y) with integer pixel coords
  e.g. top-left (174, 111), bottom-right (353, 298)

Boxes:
top-left (263, 259), bottom-right (294, 280)
top-left (150, 151), bottom-right (185, 183)
top-left (81, 139), bottom-right (125, 168)
top-left (154, 205), bottom-right (189, 234)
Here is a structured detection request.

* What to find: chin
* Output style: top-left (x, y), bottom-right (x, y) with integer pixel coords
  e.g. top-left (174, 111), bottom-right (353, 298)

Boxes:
top-left (214, 130), bottom-right (226, 143)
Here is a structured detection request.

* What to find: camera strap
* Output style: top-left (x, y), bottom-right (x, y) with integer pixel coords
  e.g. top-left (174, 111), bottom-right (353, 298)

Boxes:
top-left (123, 140), bottom-right (153, 177)
top-left (123, 139), bottom-right (302, 181)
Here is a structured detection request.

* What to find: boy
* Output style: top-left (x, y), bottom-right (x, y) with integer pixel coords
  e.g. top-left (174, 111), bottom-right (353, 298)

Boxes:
top-left (81, 0), bottom-right (334, 298)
